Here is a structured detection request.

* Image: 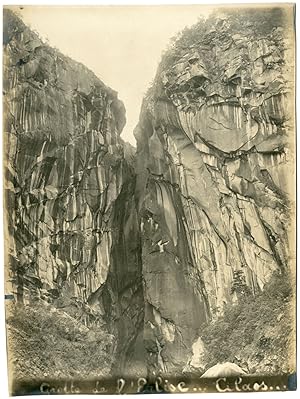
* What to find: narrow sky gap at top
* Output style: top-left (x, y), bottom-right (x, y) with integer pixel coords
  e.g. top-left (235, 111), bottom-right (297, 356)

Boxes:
top-left (11, 5), bottom-right (213, 145)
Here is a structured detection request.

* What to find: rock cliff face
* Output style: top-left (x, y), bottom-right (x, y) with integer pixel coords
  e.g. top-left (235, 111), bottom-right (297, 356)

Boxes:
top-left (134, 8), bottom-right (294, 376)
top-left (4, 7), bottom-right (295, 382)
top-left (3, 9), bottom-right (142, 374)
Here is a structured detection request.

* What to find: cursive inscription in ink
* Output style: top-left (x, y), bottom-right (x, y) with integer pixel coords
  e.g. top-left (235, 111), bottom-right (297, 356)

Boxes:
top-left (39, 376), bottom-right (288, 394)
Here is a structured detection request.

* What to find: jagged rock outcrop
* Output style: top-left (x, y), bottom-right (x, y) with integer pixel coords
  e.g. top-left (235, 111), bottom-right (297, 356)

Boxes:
top-left (3, 9), bottom-right (142, 375)
top-left (134, 7), bottom-right (295, 376)
top-left (4, 7), bottom-right (295, 383)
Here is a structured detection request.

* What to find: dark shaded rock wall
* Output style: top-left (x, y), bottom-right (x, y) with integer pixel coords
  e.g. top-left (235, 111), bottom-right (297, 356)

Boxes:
top-left (4, 7), bottom-right (295, 380)
top-left (3, 10), bottom-right (142, 368)
top-left (134, 8), bottom-right (295, 376)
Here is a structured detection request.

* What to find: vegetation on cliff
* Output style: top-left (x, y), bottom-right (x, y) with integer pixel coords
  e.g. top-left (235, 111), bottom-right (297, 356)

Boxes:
top-left (7, 302), bottom-right (115, 380)
top-left (136, 4), bottom-right (294, 377)
top-left (200, 271), bottom-right (295, 375)
top-left (4, 5), bottom-right (295, 384)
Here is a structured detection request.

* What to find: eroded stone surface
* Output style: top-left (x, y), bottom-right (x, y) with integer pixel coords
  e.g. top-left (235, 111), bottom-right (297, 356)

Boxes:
top-left (134, 8), bottom-right (294, 377)
top-left (3, 10), bottom-right (142, 375)
top-left (4, 8), bottom-right (295, 380)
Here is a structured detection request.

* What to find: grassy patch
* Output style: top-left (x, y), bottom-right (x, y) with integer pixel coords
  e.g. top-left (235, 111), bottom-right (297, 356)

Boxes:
top-left (6, 301), bottom-right (116, 381)
top-left (200, 271), bottom-right (295, 375)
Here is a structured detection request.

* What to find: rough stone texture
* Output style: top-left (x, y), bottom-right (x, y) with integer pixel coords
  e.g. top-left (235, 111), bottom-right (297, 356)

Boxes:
top-left (4, 8), bottom-right (295, 382)
top-left (134, 8), bottom-right (294, 377)
top-left (3, 10), bottom-right (142, 374)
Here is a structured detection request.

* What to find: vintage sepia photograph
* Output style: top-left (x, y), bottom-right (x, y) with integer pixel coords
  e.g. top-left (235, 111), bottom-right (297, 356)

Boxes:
top-left (2, 2), bottom-right (296, 395)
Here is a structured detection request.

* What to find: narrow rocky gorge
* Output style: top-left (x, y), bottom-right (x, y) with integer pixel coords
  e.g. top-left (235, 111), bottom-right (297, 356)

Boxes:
top-left (4, 7), bottom-right (295, 383)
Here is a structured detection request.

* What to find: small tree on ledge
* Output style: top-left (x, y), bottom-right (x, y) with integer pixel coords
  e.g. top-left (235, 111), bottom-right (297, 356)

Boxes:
top-left (231, 270), bottom-right (252, 299)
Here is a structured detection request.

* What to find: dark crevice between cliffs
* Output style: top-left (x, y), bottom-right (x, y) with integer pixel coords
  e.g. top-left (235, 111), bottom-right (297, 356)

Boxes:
top-left (102, 175), bottom-right (147, 378)
top-left (4, 6), bottom-right (295, 384)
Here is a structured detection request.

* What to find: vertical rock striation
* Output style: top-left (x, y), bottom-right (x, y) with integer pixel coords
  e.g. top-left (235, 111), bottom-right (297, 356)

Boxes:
top-left (3, 9), bottom-right (143, 372)
top-left (134, 7), bottom-right (294, 376)
top-left (4, 7), bottom-right (295, 381)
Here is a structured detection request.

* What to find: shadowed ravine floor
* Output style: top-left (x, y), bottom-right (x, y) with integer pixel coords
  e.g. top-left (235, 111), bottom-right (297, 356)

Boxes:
top-left (4, 6), bottom-right (295, 386)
